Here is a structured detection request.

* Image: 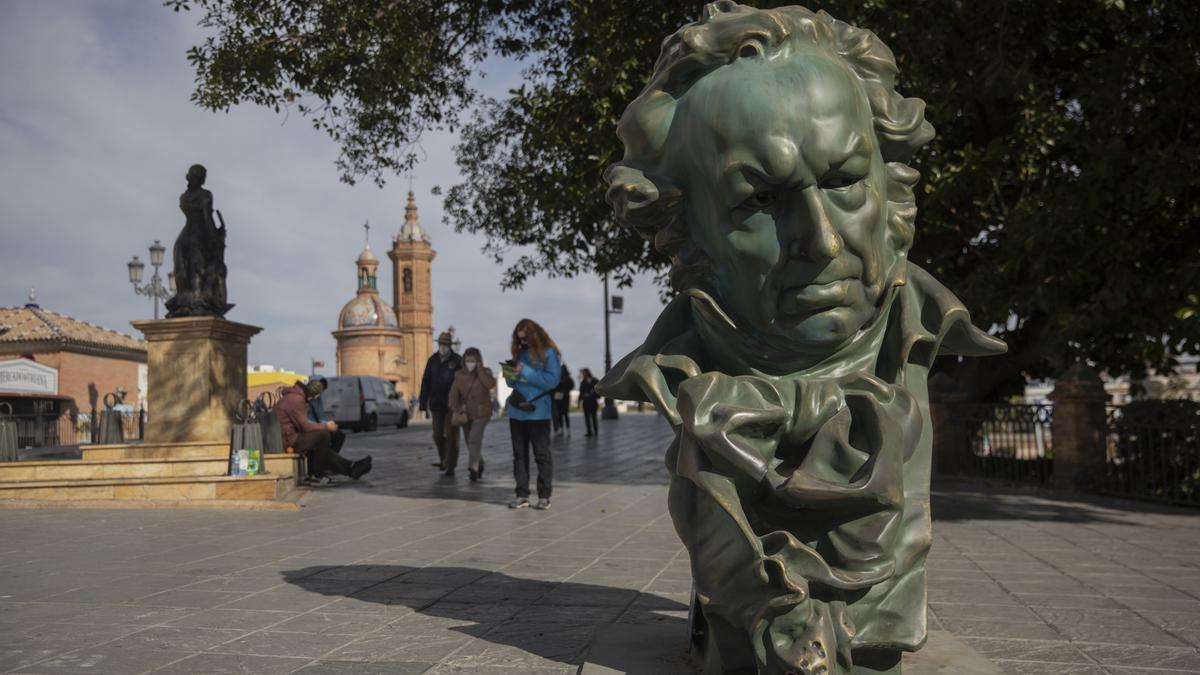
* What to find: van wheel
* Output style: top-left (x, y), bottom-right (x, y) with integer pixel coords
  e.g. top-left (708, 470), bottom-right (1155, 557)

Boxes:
top-left (365, 413), bottom-right (378, 432)
top-left (398, 411), bottom-right (409, 429)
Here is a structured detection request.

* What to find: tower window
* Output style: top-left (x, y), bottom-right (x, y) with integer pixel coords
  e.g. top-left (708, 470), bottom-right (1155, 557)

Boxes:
top-left (403, 268), bottom-right (413, 293)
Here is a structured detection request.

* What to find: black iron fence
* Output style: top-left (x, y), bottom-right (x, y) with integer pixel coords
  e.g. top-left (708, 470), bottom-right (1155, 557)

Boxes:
top-left (947, 404), bottom-right (1054, 485)
top-left (1101, 404), bottom-right (1200, 506)
top-left (0, 410), bottom-right (145, 456)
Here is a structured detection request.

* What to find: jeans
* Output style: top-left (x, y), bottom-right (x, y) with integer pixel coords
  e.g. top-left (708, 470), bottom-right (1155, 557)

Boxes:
top-left (293, 429), bottom-right (353, 477)
top-left (582, 400), bottom-right (599, 435)
top-left (510, 418), bottom-right (552, 499)
top-left (430, 409), bottom-right (460, 469)
top-left (463, 417), bottom-right (489, 471)
top-left (552, 396), bottom-right (571, 427)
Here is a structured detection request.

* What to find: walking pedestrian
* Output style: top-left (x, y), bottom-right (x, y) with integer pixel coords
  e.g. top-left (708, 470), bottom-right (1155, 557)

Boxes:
top-left (579, 368), bottom-right (600, 437)
top-left (503, 319), bottom-right (561, 510)
top-left (448, 347), bottom-right (496, 483)
top-left (419, 332), bottom-right (463, 477)
top-left (552, 363), bottom-right (574, 437)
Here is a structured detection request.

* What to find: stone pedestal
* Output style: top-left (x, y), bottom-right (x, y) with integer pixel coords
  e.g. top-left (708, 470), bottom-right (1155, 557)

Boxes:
top-left (131, 317), bottom-right (261, 445)
top-left (1049, 363), bottom-right (1108, 493)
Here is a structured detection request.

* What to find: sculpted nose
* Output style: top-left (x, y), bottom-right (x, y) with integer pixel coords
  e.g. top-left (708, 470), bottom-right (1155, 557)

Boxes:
top-left (787, 186), bottom-right (843, 262)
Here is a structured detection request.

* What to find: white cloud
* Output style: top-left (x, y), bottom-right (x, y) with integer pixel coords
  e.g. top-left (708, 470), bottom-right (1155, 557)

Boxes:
top-left (0, 1), bottom-right (664, 383)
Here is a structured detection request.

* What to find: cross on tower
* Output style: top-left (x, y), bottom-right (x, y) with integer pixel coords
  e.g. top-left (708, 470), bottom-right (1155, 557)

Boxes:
top-left (363, 220), bottom-right (370, 244)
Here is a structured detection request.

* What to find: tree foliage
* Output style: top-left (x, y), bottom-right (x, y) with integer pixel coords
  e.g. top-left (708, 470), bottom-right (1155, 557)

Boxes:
top-left (170, 0), bottom-right (1200, 397)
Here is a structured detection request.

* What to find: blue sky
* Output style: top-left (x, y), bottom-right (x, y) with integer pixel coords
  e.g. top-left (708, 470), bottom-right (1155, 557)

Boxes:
top-left (0, 1), bottom-right (663, 380)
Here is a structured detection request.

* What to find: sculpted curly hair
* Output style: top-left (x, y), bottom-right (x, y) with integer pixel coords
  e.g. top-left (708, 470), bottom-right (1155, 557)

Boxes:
top-left (605, 1), bottom-right (934, 293)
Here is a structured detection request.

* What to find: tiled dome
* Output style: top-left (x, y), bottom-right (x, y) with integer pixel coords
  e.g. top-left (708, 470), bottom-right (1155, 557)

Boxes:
top-left (338, 294), bottom-right (398, 329)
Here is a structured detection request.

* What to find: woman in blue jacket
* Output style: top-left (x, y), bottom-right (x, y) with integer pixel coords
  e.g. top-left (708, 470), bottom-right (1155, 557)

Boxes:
top-left (503, 318), bottom-right (562, 510)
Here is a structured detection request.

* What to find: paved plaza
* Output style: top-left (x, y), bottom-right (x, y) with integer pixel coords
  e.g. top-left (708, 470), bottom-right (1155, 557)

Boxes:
top-left (0, 414), bottom-right (1198, 674)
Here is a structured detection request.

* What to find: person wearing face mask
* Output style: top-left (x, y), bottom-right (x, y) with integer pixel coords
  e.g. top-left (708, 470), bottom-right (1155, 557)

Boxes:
top-left (448, 347), bottom-right (496, 482)
top-left (503, 319), bottom-right (562, 510)
top-left (419, 332), bottom-right (463, 476)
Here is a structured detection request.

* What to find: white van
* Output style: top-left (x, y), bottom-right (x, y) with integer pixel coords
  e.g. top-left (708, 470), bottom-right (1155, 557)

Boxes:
top-left (322, 376), bottom-right (410, 431)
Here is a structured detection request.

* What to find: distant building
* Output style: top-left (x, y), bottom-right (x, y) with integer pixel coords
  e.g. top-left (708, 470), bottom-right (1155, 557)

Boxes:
top-left (1023, 356), bottom-right (1200, 405)
top-left (387, 191), bottom-right (436, 399)
top-left (247, 365), bottom-right (305, 402)
top-left (0, 297), bottom-right (146, 414)
top-left (332, 191), bottom-right (436, 400)
top-left (334, 242), bottom-right (407, 393)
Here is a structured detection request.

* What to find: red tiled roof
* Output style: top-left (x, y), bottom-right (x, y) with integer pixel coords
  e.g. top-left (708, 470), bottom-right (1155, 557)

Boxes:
top-left (0, 306), bottom-right (145, 354)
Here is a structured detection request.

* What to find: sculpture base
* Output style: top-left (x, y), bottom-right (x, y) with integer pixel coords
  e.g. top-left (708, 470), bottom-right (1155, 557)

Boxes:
top-left (131, 317), bottom-right (261, 446)
top-left (577, 625), bottom-right (999, 675)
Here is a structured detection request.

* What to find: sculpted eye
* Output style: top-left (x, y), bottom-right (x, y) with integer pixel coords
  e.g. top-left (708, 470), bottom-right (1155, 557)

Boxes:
top-left (821, 175), bottom-right (864, 190)
top-left (742, 189), bottom-right (777, 211)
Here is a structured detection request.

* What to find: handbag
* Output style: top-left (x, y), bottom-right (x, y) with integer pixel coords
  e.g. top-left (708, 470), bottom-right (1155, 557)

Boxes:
top-left (451, 409), bottom-right (469, 427)
top-left (507, 388), bottom-right (551, 413)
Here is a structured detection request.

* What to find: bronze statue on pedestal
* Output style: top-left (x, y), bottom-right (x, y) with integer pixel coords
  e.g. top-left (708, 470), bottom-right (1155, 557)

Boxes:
top-left (165, 164), bottom-right (233, 318)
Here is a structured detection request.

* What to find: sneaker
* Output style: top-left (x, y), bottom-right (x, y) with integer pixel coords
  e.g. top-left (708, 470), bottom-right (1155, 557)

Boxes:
top-left (508, 497), bottom-right (530, 509)
top-left (534, 498), bottom-right (552, 510)
top-left (442, 468), bottom-right (455, 478)
top-left (350, 456), bottom-right (373, 480)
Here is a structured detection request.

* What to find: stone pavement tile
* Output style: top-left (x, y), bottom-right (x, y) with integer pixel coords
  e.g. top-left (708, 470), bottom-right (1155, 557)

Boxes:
top-left (990, 661), bottom-right (1106, 674)
top-left (936, 617), bottom-right (1061, 640)
top-left (1099, 662), bottom-right (1200, 667)
top-left (452, 621), bottom-right (595, 665)
top-left (270, 610), bottom-right (397, 635)
top-left (293, 661), bottom-right (431, 675)
top-left (1076, 644), bottom-right (1200, 669)
top-left (308, 565), bottom-right (413, 583)
top-left (0, 646), bottom-right (66, 673)
top-left (214, 630), bottom-right (360, 659)
top-left (1117, 596), bottom-right (1200, 612)
top-left (961, 637), bottom-right (1093, 664)
top-left (538, 585), bottom-right (639, 607)
top-left (179, 576), bottom-right (288, 593)
top-left (1033, 607), bottom-right (1169, 628)
top-left (426, 665), bottom-right (572, 675)
top-left (132, 589), bottom-right (249, 609)
top-left (324, 630), bottom-right (472, 663)
top-left (166, 608), bottom-right (296, 631)
top-left (1014, 592), bottom-right (1124, 609)
top-left (929, 602), bottom-right (1043, 621)
top-left (1053, 621), bottom-right (1189, 646)
top-left (11, 646), bottom-right (193, 674)
top-left (219, 589), bottom-right (338, 612)
top-left (105, 625), bottom-right (248, 652)
top-left (149, 652), bottom-right (310, 674)
top-left (1106, 669), bottom-right (1200, 675)
top-left (0, 602), bottom-right (95, 624)
top-left (67, 604), bottom-right (196, 625)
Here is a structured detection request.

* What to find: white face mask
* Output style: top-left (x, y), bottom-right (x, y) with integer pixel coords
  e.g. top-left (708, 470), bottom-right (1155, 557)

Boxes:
top-left (438, 345), bottom-right (450, 357)
top-left (465, 360), bottom-right (478, 372)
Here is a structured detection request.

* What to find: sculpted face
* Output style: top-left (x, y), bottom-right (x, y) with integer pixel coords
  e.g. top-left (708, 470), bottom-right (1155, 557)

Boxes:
top-left (667, 50), bottom-right (896, 355)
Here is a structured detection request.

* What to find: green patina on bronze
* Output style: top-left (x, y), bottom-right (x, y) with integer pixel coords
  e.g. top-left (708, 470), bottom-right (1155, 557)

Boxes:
top-left (597, 3), bottom-right (1005, 673)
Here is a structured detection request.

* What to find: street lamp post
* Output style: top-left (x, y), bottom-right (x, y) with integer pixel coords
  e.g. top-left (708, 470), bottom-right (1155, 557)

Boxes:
top-left (127, 240), bottom-right (175, 320)
top-left (602, 274), bottom-right (623, 420)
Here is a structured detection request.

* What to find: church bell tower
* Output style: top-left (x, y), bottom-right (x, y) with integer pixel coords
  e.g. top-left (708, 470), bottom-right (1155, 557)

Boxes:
top-left (388, 191), bottom-right (436, 398)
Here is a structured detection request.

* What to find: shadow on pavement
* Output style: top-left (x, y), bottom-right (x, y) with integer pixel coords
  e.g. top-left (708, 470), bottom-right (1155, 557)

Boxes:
top-left (282, 565), bottom-right (688, 667)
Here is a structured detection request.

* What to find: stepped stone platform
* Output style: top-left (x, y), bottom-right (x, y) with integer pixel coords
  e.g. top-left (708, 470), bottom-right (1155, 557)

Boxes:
top-left (0, 441), bottom-right (303, 510)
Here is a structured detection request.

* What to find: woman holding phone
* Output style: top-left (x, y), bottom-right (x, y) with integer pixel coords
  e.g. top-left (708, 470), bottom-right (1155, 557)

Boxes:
top-left (502, 318), bottom-right (562, 510)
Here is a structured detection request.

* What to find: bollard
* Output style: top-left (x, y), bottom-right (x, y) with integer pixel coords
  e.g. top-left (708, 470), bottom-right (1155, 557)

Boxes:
top-left (97, 393), bottom-right (125, 444)
top-left (0, 403), bottom-right (17, 462)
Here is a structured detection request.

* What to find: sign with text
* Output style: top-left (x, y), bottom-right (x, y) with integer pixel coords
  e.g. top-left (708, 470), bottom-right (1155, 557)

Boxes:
top-left (0, 359), bottom-right (58, 395)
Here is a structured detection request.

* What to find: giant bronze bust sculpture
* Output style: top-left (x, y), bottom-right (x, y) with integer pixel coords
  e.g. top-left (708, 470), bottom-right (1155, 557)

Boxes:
top-left (598, 3), bottom-right (1004, 673)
